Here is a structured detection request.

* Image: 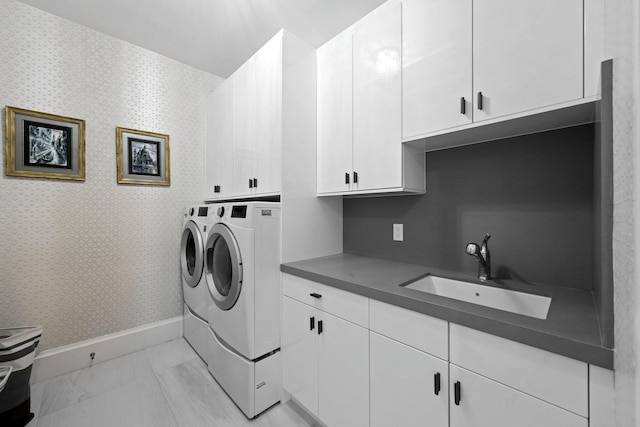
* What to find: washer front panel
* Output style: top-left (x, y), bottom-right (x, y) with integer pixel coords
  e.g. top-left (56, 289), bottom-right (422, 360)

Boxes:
top-left (181, 220), bottom-right (204, 288)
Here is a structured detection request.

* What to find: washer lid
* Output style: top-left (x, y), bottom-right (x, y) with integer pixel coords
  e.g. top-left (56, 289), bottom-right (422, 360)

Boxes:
top-left (205, 223), bottom-right (243, 311)
top-left (181, 221), bottom-right (204, 288)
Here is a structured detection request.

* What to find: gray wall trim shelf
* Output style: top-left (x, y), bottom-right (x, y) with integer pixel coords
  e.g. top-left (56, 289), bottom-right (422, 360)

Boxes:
top-left (593, 59), bottom-right (614, 349)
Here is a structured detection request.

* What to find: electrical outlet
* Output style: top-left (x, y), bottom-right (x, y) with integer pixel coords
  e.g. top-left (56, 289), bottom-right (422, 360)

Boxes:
top-left (393, 224), bottom-right (403, 241)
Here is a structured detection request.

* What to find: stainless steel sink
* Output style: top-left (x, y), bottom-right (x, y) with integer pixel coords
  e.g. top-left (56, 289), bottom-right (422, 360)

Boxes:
top-left (402, 275), bottom-right (552, 319)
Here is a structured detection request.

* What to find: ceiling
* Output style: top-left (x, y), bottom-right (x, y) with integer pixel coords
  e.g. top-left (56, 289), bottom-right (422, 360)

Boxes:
top-left (17, 0), bottom-right (386, 79)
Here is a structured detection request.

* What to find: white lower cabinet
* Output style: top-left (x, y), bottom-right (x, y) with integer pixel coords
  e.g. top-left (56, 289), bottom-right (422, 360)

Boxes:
top-left (282, 296), bottom-right (318, 414)
top-left (318, 311), bottom-right (369, 427)
top-left (281, 275), bottom-right (604, 427)
top-left (449, 324), bottom-right (588, 417)
top-left (282, 295), bottom-right (369, 427)
top-left (370, 332), bottom-right (448, 427)
top-left (450, 364), bottom-right (587, 427)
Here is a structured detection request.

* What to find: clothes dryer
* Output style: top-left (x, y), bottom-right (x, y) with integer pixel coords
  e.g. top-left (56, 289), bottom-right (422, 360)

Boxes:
top-left (204, 202), bottom-right (281, 418)
top-left (180, 205), bottom-right (214, 361)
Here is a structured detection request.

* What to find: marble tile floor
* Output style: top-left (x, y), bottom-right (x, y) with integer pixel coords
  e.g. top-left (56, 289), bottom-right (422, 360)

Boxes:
top-left (27, 338), bottom-right (315, 427)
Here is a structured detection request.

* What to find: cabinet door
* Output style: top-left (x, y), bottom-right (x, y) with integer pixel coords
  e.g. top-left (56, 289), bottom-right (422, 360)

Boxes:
top-left (450, 365), bottom-right (588, 427)
top-left (205, 80), bottom-right (235, 199)
top-left (281, 296), bottom-right (318, 416)
top-left (353, 0), bottom-right (402, 191)
top-left (402, 0), bottom-right (472, 138)
top-left (318, 312), bottom-right (369, 427)
top-left (317, 29), bottom-right (353, 194)
top-left (254, 34), bottom-right (282, 195)
top-left (233, 59), bottom-right (256, 195)
top-left (370, 332), bottom-right (448, 427)
top-left (473, 0), bottom-right (583, 121)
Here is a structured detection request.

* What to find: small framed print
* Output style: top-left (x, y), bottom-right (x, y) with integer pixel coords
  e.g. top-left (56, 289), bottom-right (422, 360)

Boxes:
top-left (116, 127), bottom-right (170, 186)
top-left (4, 106), bottom-right (86, 181)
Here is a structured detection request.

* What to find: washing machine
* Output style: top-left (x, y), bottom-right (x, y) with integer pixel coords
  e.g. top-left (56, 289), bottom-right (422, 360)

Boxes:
top-left (204, 202), bottom-right (281, 419)
top-left (180, 205), bottom-right (214, 361)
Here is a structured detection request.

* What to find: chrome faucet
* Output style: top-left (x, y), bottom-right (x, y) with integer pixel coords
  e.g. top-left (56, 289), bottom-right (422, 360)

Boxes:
top-left (465, 233), bottom-right (491, 281)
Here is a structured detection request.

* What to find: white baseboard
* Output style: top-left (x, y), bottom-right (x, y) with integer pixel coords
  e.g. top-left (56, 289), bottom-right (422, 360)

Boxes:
top-left (30, 316), bottom-right (183, 384)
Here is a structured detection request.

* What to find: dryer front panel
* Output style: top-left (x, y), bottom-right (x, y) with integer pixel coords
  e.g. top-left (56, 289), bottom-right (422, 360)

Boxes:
top-left (181, 220), bottom-right (204, 288)
top-left (205, 223), bottom-right (243, 311)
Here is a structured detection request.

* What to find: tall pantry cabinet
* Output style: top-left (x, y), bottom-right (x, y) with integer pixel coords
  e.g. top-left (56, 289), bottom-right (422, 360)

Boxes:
top-left (204, 29), bottom-right (343, 264)
top-left (205, 33), bottom-right (282, 200)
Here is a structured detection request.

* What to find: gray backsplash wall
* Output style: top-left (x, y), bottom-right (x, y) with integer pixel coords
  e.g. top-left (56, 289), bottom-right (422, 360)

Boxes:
top-left (344, 124), bottom-right (595, 290)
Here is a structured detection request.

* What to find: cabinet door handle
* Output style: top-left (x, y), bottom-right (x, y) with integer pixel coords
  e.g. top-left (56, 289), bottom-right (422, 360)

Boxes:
top-left (434, 372), bottom-right (441, 395)
top-left (345, 172), bottom-right (350, 184)
top-left (477, 92), bottom-right (483, 110)
top-left (318, 320), bottom-right (323, 334)
top-left (353, 171), bottom-right (358, 184)
top-left (249, 178), bottom-right (253, 189)
top-left (454, 381), bottom-right (461, 405)
top-left (460, 97), bottom-right (466, 115)
top-left (253, 178), bottom-right (258, 188)
top-left (310, 292), bottom-right (322, 299)
top-left (310, 316), bottom-right (315, 331)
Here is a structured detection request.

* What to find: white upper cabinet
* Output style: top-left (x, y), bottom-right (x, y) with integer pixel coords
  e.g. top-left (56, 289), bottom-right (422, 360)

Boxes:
top-left (584, 0), bottom-right (605, 97)
top-left (402, 0), bottom-right (472, 138)
top-left (206, 30), bottom-right (314, 201)
top-left (204, 79), bottom-right (235, 200)
top-left (317, 0), bottom-right (425, 196)
top-left (402, 0), bottom-right (592, 141)
top-left (317, 29), bottom-right (353, 194)
top-left (253, 35), bottom-right (283, 195)
top-left (233, 35), bottom-right (283, 197)
top-left (353, 0), bottom-right (403, 192)
top-left (233, 58), bottom-right (257, 195)
top-left (472, 0), bottom-right (583, 122)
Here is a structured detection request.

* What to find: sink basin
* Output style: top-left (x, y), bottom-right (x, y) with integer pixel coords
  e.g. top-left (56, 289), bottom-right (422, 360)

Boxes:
top-left (403, 275), bottom-right (552, 319)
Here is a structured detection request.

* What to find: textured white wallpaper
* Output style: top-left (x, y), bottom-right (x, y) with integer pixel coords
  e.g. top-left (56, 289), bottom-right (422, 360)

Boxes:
top-left (607, 0), bottom-right (640, 425)
top-left (0, 0), bottom-right (222, 351)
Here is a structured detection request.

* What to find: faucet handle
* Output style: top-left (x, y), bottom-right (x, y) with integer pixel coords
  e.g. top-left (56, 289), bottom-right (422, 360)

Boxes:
top-left (465, 243), bottom-right (480, 256)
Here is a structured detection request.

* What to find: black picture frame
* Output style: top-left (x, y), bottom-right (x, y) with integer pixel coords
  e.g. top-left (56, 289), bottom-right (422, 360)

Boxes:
top-left (127, 137), bottom-right (161, 177)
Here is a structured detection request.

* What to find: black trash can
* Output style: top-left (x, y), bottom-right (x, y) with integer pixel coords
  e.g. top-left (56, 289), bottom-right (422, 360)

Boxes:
top-left (0, 326), bottom-right (42, 427)
top-left (0, 366), bottom-right (13, 393)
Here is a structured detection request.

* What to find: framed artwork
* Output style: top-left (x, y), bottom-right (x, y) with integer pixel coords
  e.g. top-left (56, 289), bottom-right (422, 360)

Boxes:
top-left (116, 127), bottom-right (170, 186)
top-left (4, 106), bottom-right (86, 181)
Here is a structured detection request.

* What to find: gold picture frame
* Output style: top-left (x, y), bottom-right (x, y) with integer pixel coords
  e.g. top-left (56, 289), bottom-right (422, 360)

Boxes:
top-left (5, 106), bottom-right (86, 181)
top-left (116, 127), bottom-right (170, 186)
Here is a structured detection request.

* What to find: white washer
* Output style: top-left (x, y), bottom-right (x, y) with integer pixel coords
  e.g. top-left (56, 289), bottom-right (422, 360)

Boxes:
top-left (180, 205), bottom-right (214, 361)
top-left (204, 202), bottom-right (281, 419)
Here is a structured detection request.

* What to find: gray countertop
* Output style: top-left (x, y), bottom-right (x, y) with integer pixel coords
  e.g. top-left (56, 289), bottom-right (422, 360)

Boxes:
top-left (281, 253), bottom-right (613, 369)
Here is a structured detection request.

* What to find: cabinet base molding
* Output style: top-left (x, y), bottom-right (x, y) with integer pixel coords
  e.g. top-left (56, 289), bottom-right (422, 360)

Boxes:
top-left (284, 397), bottom-right (327, 427)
